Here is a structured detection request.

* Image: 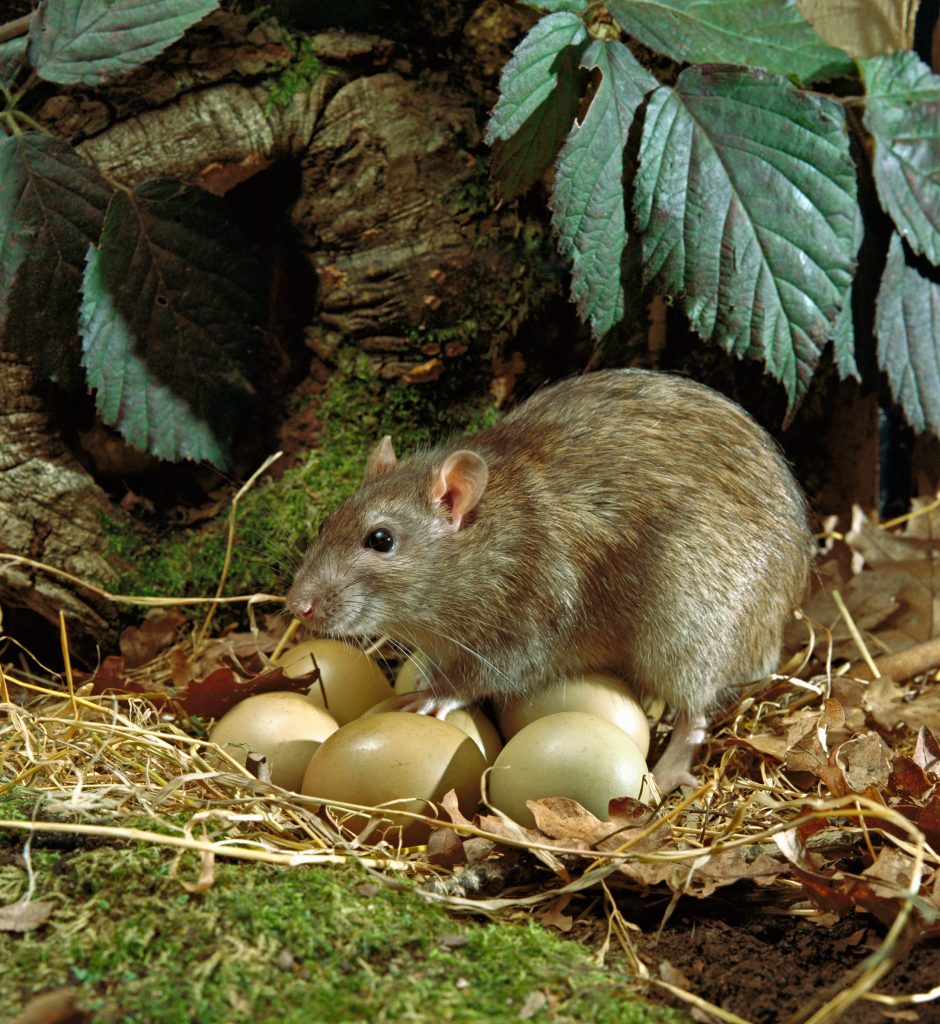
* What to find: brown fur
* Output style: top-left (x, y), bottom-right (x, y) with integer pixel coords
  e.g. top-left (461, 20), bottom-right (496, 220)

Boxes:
top-left (287, 369), bottom-right (812, 725)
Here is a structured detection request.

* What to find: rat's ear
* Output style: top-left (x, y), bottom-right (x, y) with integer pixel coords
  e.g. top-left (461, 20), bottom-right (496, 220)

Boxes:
top-left (431, 450), bottom-right (488, 531)
top-left (364, 435), bottom-right (397, 481)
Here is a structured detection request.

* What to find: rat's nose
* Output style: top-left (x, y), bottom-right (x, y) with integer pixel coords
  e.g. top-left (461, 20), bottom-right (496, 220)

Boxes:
top-left (286, 589), bottom-right (319, 622)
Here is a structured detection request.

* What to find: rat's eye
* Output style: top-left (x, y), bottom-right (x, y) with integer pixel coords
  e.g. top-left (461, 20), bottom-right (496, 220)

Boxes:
top-left (364, 528), bottom-right (396, 553)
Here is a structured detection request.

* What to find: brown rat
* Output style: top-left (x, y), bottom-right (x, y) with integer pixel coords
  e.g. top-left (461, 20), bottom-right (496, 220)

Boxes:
top-left (286, 368), bottom-right (812, 793)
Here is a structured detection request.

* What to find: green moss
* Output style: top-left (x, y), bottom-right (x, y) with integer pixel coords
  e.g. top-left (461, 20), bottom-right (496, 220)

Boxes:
top-left (264, 31), bottom-right (337, 115)
top-left (0, 834), bottom-right (686, 1024)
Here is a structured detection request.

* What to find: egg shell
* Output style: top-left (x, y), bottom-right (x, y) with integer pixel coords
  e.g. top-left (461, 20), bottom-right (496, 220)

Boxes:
top-left (209, 691), bottom-right (339, 791)
top-left (488, 711), bottom-right (649, 828)
top-left (394, 652), bottom-right (430, 695)
top-left (363, 694), bottom-right (503, 765)
top-left (496, 672), bottom-right (650, 757)
top-left (276, 638), bottom-right (392, 724)
top-left (301, 712), bottom-right (486, 844)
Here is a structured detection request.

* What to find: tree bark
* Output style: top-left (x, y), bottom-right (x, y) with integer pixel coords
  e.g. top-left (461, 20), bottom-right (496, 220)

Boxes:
top-left (0, 353), bottom-right (120, 642)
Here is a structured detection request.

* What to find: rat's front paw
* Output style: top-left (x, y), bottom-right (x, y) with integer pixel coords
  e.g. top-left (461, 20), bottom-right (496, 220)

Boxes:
top-left (394, 692), bottom-right (464, 719)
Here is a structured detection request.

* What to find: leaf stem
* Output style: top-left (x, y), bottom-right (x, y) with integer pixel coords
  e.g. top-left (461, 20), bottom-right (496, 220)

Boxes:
top-left (0, 13), bottom-right (31, 45)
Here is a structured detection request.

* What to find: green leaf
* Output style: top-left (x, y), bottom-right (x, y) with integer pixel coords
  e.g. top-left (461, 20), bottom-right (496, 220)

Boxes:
top-left (0, 36), bottom-right (28, 86)
top-left (522, 0), bottom-right (588, 11)
top-left (489, 41), bottom-right (586, 199)
top-left (830, 287), bottom-right (859, 381)
top-left (549, 39), bottom-right (658, 337)
top-left (0, 132), bottom-right (112, 389)
top-left (485, 12), bottom-right (588, 145)
top-left (607, 0), bottom-right (853, 84)
top-left (830, 197), bottom-right (865, 381)
top-left (862, 50), bottom-right (940, 267)
top-left (29, 0), bottom-right (220, 86)
top-left (875, 233), bottom-right (940, 437)
top-left (634, 66), bottom-right (860, 407)
top-left (79, 181), bottom-right (265, 467)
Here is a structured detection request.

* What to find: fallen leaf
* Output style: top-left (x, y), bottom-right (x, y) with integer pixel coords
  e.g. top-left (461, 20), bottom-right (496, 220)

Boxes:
top-left (917, 793), bottom-right (940, 850)
top-left (535, 893), bottom-right (575, 932)
top-left (119, 607), bottom-right (188, 668)
top-left (888, 755), bottom-right (933, 799)
top-left (864, 677), bottom-right (940, 735)
top-left (11, 985), bottom-right (85, 1024)
top-left (427, 828), bottom-right (467, 867)
top-left (528, 797), bottom-right (610, 845)
top-left (440, 788), bottom-right (475, 830)
top-left (685, 849), bottom-right (784, 897)
top-left (913, 727), bottom-right (940, 777)
top-left (0, 900), bottom-right (53, 932)
top-left (737, 731), bottom-right (789, 761)
top-left (834, 732), bottom-right (892, 794)
top-left (846, 505), bottom-right (928, 566)
top-left (179, 666), bottom-right (305, 718)
top-left (517, 990), bottom-right (548, 1020)
top-left (658, 959), bottom-right (692, 989)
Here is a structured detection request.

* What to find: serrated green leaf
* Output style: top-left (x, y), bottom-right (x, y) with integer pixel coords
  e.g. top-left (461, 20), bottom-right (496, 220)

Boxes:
top-left (522, 0), bottom-right (587, 10)
top-left (489, 42), bottom-right (585, 199)
top-left (0, 35), bottom-right (28, 86)
top-left (81, 245), bottom-right (228, 466)
top-left (29, 0), bottom-right (220, 86)
top-left (550, 39), bottom-right (658, 337)
top-left (830, 288), bottom-right (859, 381)
top-left (79, 181), bottom-right (264, 467)
top-left (830, 193), bottom-right (864, 381)
top-left (634, 67), bottom-right (860, 407)
top-left (875, 233), bottom-right (940, 437)
top-left (862, 51), bottom-right (940, 267)
top-left (0, 136), bottom-right (34, 329)
top-left (0, 132), bottom-right (112, 389)
top-left (607, 0), bottom-right (853, 84)
top-left (485, 12), bottom-right (588, 145)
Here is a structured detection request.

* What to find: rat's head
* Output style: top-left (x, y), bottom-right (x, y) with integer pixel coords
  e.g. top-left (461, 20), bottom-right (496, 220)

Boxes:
top-left (285, 435), bottom-right (489, 640)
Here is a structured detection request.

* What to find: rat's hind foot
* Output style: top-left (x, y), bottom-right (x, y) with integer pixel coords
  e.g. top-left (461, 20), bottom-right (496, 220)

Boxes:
top-left (651, 710), bottom-right (707, 794)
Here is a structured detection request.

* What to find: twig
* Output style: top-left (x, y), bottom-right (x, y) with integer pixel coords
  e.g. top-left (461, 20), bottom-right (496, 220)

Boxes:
top-left (832, 589), bottom-right (879, 678)
top-left (194, 451), bottom-right (283, 654)
top-left (0, 13), bottom-right (31, 45)
top-left (849, 634), bottom-right (940, 682)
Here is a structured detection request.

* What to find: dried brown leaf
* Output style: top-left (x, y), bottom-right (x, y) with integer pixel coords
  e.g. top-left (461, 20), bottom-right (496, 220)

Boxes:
top-left (89, 655), bottom-right (129, 694)
top-left (834, 732), bottom-right (892, 794)
top-left (852, 847), bottom-right (920, 927)
top-left (11, 985), bottom-right (84, 1024)
top-left (427, 827), bottom-right (468, 867)
top-left (440, 788), bottom-right (475, 830)
top-left (178, 666), bottom-right (304, 718)
top-left (534, 893), bottom-right (575, 932)
top-left (785, 708), bottom-right (833, 777)
top-left (797, 0), bottom-right (919, 59)
top-left (889, 755), bottom-right (933, 799)
top-left (863, 676), bottom-right (940, 735)
top-left (119, 607), bottom-right (188, 668)
top-left (0, 899), bottom-right (54, 932)
top-left (913, 727), bottom-right (940, 777)
top-left (658, 959), bottom-right (692, 989)
top-left (688, 849), bottom-right (784, 897)
top-left (899, 495), bottom-right (940, 540)
top-left (916, 793), bottom-right (940, 850)
top-left (846, 505), bottom-right (927, 565)
top-left (528, 797), bottom-right (611, 845)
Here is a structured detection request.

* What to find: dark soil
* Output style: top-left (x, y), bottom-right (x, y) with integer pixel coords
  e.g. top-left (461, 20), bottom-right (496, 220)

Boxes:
top-left (637, 901), bottom-right (940, 1023)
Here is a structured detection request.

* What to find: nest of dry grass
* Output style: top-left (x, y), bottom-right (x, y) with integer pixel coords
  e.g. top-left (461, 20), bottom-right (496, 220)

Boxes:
top-left (3, 496), bottom-right (940, 1024)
